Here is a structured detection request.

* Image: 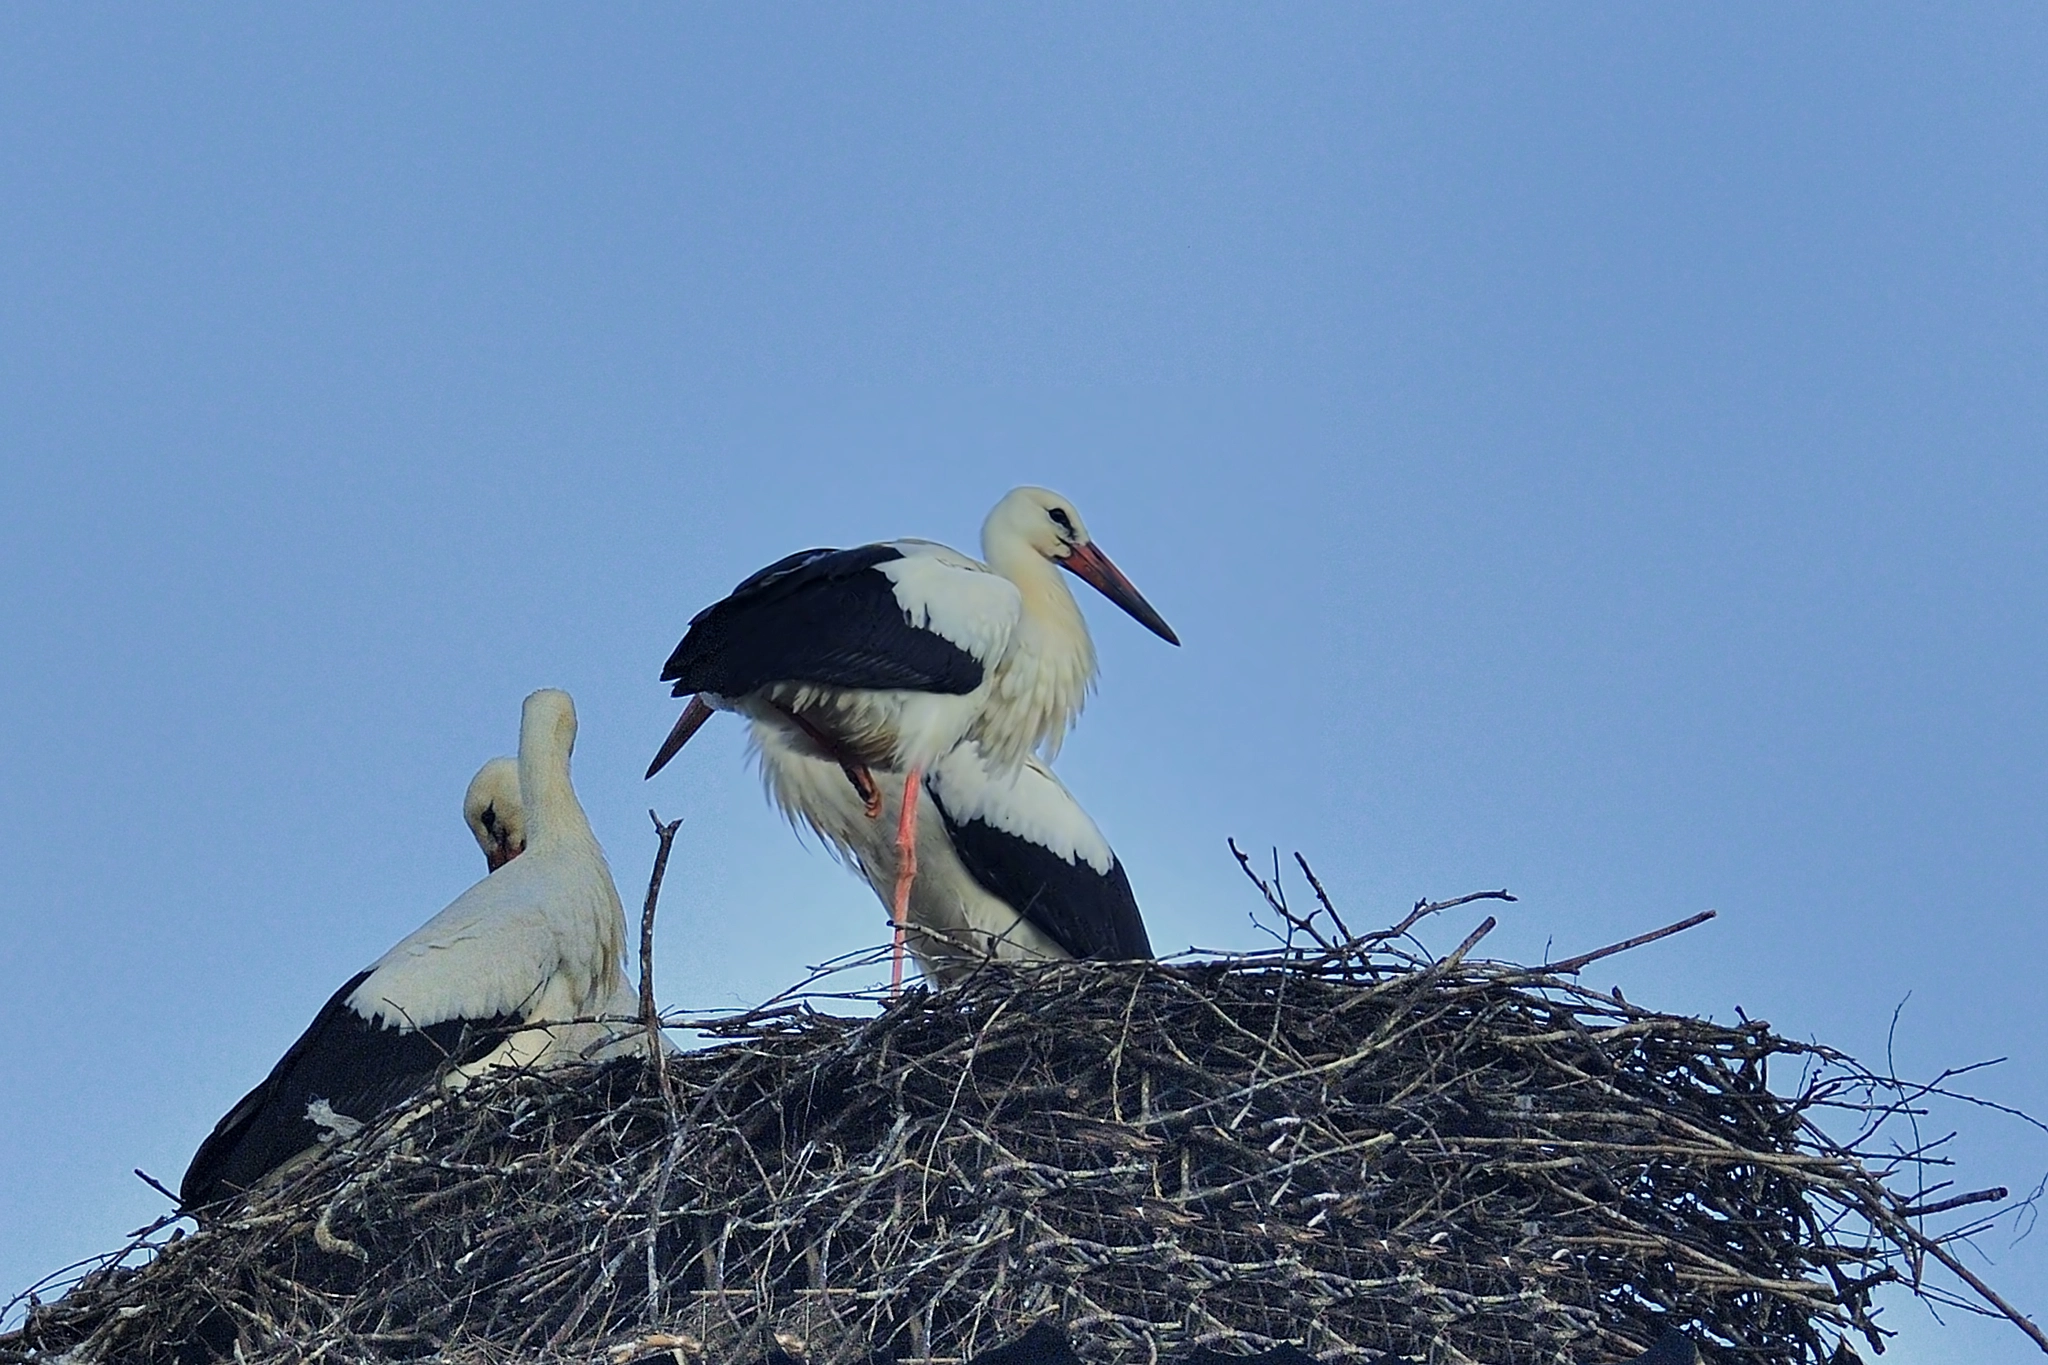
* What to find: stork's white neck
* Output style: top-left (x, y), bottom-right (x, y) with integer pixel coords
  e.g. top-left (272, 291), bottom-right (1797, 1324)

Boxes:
top-left (517, 690), bottom-right (590, 852)
top-left (512, 689), bottom-right (626, 1000)
top-left (977, 536), bottom-right (1097, 764)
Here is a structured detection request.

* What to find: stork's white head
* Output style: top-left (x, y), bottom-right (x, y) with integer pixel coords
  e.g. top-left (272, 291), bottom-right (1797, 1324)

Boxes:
top-left (980, 487), bottom-right (1179, 645)
top-left (462, 756), bottom-right (525, 872)
top-left (982, 486), bottom-right (1095, 562)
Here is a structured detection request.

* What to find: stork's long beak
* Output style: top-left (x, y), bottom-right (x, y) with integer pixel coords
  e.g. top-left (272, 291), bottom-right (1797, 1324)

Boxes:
top-left (646, 695), bottom-right (717, 779)
top-left (1060, 542), bottom-right (1180, 646)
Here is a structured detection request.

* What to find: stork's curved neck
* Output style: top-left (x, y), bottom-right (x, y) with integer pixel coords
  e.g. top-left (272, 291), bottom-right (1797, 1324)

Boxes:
top-left (979, 534), bottom-right (1097, 762)
top-left (984, 535), bottom-right (1087, 652)
top-left (982, 532), bottom-right (1062, 603)
top-left (518, 699), bottom-right (591, 852)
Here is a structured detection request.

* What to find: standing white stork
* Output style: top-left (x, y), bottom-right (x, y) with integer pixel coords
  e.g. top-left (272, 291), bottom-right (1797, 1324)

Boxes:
top-left (646, 487), bottom-right (1176, 986)
top-left (752, 722), bottom-right (1153, 985)
top-left (178, 688), bottom-right (628, 1209)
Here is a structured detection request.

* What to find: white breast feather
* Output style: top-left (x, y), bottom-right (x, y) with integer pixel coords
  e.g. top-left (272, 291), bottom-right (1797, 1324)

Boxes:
top-left (750, 722), bottom-right (1076, 981)
top-left (970, 570), bottom-right (1095, 766)
top-left (928, 743), bottom-right (1114, 875)
top-left (748, 721), bottom-right (878, 870)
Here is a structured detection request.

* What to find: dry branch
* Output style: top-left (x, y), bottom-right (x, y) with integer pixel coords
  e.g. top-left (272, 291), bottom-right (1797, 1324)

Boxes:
top-left (641, 809), bottom-right (684, 1115)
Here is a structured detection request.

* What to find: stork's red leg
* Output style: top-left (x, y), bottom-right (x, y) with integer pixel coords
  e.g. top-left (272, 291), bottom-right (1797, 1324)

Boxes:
top-left (889, 766), bottom-right (922, 993)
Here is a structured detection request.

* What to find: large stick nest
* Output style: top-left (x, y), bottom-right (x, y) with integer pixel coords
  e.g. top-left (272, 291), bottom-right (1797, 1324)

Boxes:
top-left (2, 882), bottom-right (2032, 1365)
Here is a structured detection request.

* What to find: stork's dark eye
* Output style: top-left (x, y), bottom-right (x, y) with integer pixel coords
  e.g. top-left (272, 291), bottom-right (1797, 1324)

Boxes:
top-left (1048, 508), bottom-right (1074, 534)
top-left (480, 808), bottom-right (501, 835)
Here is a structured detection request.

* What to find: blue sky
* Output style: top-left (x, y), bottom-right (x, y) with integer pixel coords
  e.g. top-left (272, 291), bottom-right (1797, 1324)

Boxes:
top-left (3, 8), bottom-right (2045, 1360)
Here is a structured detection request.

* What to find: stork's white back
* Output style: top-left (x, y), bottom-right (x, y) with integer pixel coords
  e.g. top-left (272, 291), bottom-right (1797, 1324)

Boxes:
top-left (349, 689), bottom-right (626, 1036)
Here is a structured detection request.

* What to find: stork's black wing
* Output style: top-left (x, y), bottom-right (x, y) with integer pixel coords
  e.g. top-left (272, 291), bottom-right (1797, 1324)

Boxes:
top-left (934, 803), bottom-right (1153, 961)
top-left (178, 970), bottom-right (516, 1210)
top-left (661, 544), bottom-right (985, 699)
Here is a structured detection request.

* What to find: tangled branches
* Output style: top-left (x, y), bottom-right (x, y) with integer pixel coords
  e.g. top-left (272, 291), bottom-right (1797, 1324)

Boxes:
top-left (4, 866), bottom-right (2039, 1364)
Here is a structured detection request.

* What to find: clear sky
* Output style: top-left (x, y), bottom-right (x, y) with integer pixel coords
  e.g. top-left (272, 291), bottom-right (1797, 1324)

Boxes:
top-left (3, 8), bottom-right (2044, 1361)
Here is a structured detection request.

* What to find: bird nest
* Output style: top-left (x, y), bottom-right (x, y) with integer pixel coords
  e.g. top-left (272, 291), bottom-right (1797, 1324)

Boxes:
top-left (5, 861), bottom-right (2040, 1365)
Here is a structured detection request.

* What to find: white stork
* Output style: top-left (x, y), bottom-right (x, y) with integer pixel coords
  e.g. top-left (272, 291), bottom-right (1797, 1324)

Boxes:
top-left (645, 487), bottom-right (1176, 986)
top-left (461, 752), bottom-right (669, 1060)
top-left (178, 688), bottom-right (628, 1209)
top-left (752, 721), bottom-right (1153, 985)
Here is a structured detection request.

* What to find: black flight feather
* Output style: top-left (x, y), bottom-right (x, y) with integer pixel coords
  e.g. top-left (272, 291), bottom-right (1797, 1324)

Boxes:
top-left (932, 799), bottom-right (1153, 962)
top-left (662, 544), bottom-right (985, 699)
top-left (179, 969), bottom-right (518, 1209)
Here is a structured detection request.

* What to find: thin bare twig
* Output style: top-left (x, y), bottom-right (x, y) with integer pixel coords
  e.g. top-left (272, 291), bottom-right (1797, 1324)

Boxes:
top-left (1893, 1217), bottom-right (2048, 1354)
top-left (1898, 1188), bottom-right (2010, 1219)
top-left (1293, 854), bottom-right (1354, 944)
top-left (1360, 887), bottom-right (1517, 953)
top-left (641, 809), bottom-right (683, 1118)
top-left (131, 1170), bottom-right (179, 1207)
top-left (1228, 839), bottom-right (1334, 953)
top-left (1537, 910), bottom-right (1717, 975)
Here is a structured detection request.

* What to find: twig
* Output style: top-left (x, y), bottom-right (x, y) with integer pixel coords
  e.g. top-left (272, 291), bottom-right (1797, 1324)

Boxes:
top-left (1293, 853), bottom-right (1353, 943)
top-left (1441, 915), bottom-right (1496, 971)
top-left (1898, 1188), bottom-right (2010, 1219)
top-left (1891, 1216), bottom-right (2048, 1354)
top-left (1359, 888), bottom-right (1517, 950)
top-left (637, 810), bottom-right (687, 1324)
top-left (131, 1169), bottom-right (179, 1207)
top-left (1227, 839), bottom-right (1333, 953)
top-left (1537, 910), bottom-right (1717, 974)
top-left (1414, 888), bottom-right (1520, 916)
top-left (641, 809), bottom-right (683, 1118)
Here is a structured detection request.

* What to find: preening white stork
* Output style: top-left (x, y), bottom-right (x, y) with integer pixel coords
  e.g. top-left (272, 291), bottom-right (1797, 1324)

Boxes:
top-left (178, 689), bottom-right (628, 1210)
top-left (462, 753), bottom-right (667, 1060)
top-left (752, 722), bottom-right (1153, 985)
top-left (646, 487), bottom-right (1176, 986)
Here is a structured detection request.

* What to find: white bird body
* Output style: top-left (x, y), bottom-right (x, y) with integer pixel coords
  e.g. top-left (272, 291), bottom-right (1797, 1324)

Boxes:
top-left (651, 490), bottom-right (1177, 782)
top-left (459, 756), bottom-right (665, 1064)
top-left (346, 858), bottom-right (620, 1073)
top-left (180, 689), bottom-right (628, 1208)
top-left (751, 722), bottom-right (1148, 985)
top-left (648, 488), bottom-right (1176, 987)
top-left (710, 539), bottom-right (1025, 775)
top-left (923, 741), bottom-right (1117, 879)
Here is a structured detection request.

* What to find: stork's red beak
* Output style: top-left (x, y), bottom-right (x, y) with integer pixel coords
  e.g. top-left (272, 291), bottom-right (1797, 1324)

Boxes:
top-left (646, 695), bottom-right (717, 779)
top-left (1060, 542), bottom-right (1180, 646)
